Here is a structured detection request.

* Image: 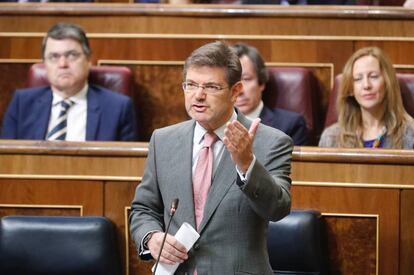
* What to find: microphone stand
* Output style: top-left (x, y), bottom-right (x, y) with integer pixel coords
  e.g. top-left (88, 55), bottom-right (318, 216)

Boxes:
top-left (152, 199), bottom-right (179, 275)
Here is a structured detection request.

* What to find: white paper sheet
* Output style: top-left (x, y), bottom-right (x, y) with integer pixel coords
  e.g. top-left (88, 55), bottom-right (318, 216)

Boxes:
top-left (152, 222), bottom-right (200, 275)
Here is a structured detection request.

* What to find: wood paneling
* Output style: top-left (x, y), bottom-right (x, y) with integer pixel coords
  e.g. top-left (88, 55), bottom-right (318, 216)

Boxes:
top-left (105, 181), bottom-right (142, 275)
top-left (0, 205), bottom-right (81, 217)
top-left (400, 190), bottom-right (414, 275)
top-left (0, 179), bottom-right (103, 215)
top-left (130, 64), bottom-right (188, 140)
top-left (292, 186), bottom-right (399, 275)
top-left (324, 216), bottom-right (377, 275)
top-left (1, 5), bottom-right (414, 36)
top-left (0, 141), bottom-right (414, 274)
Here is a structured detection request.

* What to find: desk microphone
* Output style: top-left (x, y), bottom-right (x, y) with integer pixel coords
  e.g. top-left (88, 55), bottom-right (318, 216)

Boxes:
top-left (152, 198), bottom-right (179, 275)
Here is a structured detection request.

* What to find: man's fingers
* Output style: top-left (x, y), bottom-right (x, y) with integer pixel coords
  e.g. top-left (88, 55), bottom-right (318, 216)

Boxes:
top-left (166, 235), bottom-right (187, 254)
top-left (149, 233), bottom-right (188, 265)
top-left (160, 242), bottom-right (186, 263)
top-left (248, 118), bottom-right (261, 137)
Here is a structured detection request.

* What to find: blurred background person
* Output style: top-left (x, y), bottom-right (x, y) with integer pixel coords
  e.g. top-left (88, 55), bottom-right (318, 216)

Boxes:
top-left (1, 22), bottom-right (137, 141)
top-left (232, 42), bottom-right (308, 145)
top-left (319, 46), bottom-right (414, 148)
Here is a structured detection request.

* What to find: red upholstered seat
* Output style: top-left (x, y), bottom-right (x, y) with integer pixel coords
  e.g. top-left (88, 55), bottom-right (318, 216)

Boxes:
top-left (262, 67), bottom-right (325, 145)
top-left (324, 73), bottom-right (414, 128)
top-left (27, 63), bottom-right (133, 97)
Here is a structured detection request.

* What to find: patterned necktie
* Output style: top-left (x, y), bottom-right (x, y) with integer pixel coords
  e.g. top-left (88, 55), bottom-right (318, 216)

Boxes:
top-left (46, 99), bottom-right (74, 141)
top-left (193, 132), bottom-right (218, 231)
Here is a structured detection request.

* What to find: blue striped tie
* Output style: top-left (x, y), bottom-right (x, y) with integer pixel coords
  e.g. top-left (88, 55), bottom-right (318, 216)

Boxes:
top-left (46, 99), bottom-right (74, 140)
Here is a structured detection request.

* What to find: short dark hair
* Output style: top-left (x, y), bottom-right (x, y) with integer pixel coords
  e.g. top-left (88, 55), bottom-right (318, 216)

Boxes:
top-left (183, 41), bottom-right (241, 87)
top-left (42, 22), bottom-right (91, 59)
top-left (232, 43), bottom-right (268, 85)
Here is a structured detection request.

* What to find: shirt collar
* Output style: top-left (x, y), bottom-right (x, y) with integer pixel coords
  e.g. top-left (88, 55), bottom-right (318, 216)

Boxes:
top-left (51, 84), bottom-right (88, 106)
top-left (194, 110), bottom-right (238, 145)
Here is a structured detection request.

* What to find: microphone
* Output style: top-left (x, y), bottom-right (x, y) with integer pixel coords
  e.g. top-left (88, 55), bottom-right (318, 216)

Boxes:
top-left (152, 198), bottom-right (179, 275)
top-left (170, 198), bottom-right (179, 215)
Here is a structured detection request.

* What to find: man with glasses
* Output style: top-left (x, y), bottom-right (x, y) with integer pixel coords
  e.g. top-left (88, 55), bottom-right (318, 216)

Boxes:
top-left (1, 22), bottom-right (137, 141)
top-left (130, 41), bottom-right (292, 274)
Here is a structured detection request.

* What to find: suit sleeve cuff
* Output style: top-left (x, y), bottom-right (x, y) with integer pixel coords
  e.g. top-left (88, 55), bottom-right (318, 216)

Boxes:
top-left (139, 230), bottom-right (159, 260)
top-left (236, 155), bottom-right (256, 187)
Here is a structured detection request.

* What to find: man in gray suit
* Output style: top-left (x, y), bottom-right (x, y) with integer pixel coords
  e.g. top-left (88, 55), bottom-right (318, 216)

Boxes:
top-left (129, 41), bottom-right (293, 274)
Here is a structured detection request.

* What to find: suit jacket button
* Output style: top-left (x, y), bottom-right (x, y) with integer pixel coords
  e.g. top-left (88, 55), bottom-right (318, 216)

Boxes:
top-left (193, 242), bottom-right (200, 250)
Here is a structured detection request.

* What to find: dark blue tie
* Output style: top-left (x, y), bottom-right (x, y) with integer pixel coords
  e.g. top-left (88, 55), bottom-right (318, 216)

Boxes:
top-left (46, 100), bottom-right (74, 140)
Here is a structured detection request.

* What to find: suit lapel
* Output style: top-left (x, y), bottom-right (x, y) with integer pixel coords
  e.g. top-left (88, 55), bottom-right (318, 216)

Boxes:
top-left (198, 110), bottom-right (252, 233)
top-left (33, 89), bottom-right (52, 139)
top-left (170, 121), bottom-right (197, 229)
top-left (86, 86), bottom-right (101, 141)
top-left (198, 148), bottom-right (236, 233)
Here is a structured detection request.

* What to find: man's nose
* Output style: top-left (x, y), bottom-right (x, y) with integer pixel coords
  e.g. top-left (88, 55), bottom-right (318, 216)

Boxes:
top-left (194, 87), bottom-right (207, 99)
top-left (57, 55), bottom-right (69, 67)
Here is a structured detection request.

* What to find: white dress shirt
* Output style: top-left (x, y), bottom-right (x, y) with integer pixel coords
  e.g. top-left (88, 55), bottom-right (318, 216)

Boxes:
top-left (47, 85), bottom-right (88, 141)
top-left (244, 100), bottom-right (264, 121)
top-left (192, 111), bottom-right (256, 181)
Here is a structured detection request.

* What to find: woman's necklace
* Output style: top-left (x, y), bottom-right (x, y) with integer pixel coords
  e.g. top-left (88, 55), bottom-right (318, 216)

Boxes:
top-left (372, 126), bottom-right (387, 148)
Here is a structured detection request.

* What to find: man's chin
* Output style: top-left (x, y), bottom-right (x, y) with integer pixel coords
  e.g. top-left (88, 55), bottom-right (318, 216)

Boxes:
top-left (52, 83), bottom-right (79, 96)
top-left (235, 106), bottom-right (248, 114)
top-left (54, 81), bottom-right (74, 89)
top-left (190, 112), bottom-right (210, 123)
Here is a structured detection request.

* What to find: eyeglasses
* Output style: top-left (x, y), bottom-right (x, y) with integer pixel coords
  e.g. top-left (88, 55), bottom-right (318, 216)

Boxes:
top-left (182, 82), bottom-right (228, 94)
top-left (45, 50), bottom-right (83, 64)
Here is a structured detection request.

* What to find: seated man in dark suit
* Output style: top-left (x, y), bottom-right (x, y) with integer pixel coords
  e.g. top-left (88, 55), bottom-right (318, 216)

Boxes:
top-left (1, 22), bottom-right (137, 141)
top-left (232, 43), bottom-right (308, 145)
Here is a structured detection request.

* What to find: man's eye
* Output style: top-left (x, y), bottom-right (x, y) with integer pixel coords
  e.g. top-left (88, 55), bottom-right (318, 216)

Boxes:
top-left (205, 85), bottom-right (220, 91)
top-left (187, 83), bottom-right (198, 89)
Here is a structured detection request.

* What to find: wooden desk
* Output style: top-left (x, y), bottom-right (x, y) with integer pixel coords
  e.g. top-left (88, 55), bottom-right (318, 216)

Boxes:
top-left (0, 140), bottom-right (413, 274)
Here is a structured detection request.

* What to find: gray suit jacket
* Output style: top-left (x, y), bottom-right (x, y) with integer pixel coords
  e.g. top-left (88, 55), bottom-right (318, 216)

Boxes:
top-left (129, 111), bottom-right (293, 274)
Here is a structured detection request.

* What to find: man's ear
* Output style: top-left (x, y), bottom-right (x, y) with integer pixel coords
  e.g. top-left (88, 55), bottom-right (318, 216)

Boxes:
top-left (230, 81), bottom-right (243, 101)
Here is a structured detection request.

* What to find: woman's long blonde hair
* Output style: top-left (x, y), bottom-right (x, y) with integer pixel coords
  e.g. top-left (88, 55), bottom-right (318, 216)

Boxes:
top-left (337, 46), bottom-right (412, 148)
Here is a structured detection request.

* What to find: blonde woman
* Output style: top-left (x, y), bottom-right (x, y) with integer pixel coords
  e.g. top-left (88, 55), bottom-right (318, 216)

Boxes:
top-left (319, 47), bottom-right (414, 148)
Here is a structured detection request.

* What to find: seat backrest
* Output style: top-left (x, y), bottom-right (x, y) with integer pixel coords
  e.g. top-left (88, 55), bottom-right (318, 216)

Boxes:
top-left (0, 216), bottom-right (122, 275)
top-left (27, 63), bottom-right (133, 97)
top-left (267, 209), bottom-right (327, 275)
top-left (324, 73), bottom-right (414, 128)
top-left (262, 67), bottom-right (325, 145)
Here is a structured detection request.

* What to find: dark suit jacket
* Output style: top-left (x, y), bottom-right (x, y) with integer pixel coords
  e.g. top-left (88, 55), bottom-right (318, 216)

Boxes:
top-left (1, 85), bottom-right (138, 141)
top-left (259, 105), bottom-right (308, 145)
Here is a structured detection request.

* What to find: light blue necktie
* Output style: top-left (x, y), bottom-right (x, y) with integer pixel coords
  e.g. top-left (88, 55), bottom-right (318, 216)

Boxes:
top-left (46, 99), bottom-right (74, 140)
